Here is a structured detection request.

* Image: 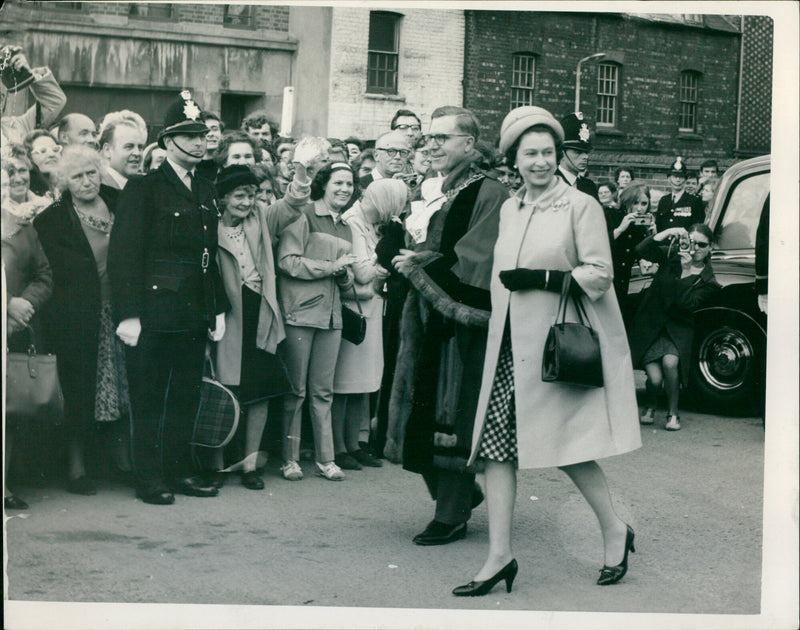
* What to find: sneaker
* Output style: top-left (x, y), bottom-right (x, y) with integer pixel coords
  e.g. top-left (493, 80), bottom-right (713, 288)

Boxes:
top-left (281, 460), bottom-right (303, 481)
top-left (665, 414), bottom-right (681, 431)
top-left (316, 461), bottom-right (345, 481)
top-left (640, 408), bottom-right (656, 425)
top-left (334, 452), bottom-right (362, 470)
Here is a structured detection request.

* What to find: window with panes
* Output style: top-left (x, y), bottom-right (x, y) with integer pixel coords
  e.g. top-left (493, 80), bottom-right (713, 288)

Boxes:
top-left (510, 53), bottom-right (535, 109)
top-left (596, 62), bottom-right (619, 127)
top-left (367, 12), bottom-right (401, 94)
top-left (679, 71), bottom-right (700, 132)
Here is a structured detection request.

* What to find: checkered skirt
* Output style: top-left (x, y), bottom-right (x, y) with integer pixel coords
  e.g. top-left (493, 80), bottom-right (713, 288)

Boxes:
top-left (477, 325), bottom-right (518, 462)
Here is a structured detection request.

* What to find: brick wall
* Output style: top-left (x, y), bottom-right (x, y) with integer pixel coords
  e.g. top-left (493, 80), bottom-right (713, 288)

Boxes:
top-left (739, 15), bottom-right (773, 155)
top-left (464, 10), bottom-right (745, 183)
top-left (326, 7), bottom-right (464, 140)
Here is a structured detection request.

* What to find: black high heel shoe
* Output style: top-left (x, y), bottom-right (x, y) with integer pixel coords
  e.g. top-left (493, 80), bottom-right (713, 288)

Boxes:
top-left (597, 525), bottom-right (635, 585)
top-left (453, 558), bottom-right (518, 597)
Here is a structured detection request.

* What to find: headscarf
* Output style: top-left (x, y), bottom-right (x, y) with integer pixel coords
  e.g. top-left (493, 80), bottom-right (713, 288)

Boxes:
top-left (361, 178), bottom-right (408, 224)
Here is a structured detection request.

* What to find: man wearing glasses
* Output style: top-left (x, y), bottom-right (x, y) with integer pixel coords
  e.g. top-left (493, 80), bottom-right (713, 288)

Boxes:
top-left (359, 130), bottom-right (411, 191)
top-left (390, 109), bottom-right (423, 145)
top-left (391, 106), bottom-right (508, 546)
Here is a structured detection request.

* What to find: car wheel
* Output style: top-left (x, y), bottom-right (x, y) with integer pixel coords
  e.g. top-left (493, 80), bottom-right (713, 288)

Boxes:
top-left (689, 312), bottom-right (766, 416)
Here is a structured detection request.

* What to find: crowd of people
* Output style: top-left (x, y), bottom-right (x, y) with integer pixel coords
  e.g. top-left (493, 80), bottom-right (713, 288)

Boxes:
top-left (4, 47), bottom-right (728, 595)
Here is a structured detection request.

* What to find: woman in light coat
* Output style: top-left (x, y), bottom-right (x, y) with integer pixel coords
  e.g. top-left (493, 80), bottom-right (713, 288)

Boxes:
top-left (332, 179), bottom-right (408, 469)
top-left (453, 107), bottom-right (641, 597)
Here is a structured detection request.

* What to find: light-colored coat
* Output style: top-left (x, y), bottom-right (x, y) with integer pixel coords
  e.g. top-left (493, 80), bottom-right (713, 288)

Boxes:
top-left (468, 178), bottom-right (641, 470)
top-left (215, 206), bottom-right (285, 385)
top-left (333, 202), bottom-right (384, 393)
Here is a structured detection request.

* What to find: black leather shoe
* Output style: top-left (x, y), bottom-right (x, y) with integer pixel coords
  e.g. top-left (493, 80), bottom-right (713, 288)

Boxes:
top-left (350, 448), bottom-right (383, 467)
top-left (136, 486), bottom-right (175, 505)
top-left (169, 476), bottom-right (219, 497)
top-left (4, 495), bottom-right (29, 510)
top-left (334, 452), bottom-right (362, 470)
top-left (204, 472), bottom-right (226, 489)
top-left (453, 558), bottom-right (518, 596)
top-left (597, 525), bottom-right (635, 585)
top-left (241, 471), bottom-right (264, 490)
top-left (413, 520), bottom-right (467, 546)
top-left (66, 476), bottom-right (97, 496)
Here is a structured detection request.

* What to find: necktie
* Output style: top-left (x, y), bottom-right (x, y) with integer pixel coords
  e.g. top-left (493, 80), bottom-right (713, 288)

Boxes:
top-left (186, 171), bottom-right (193, 191)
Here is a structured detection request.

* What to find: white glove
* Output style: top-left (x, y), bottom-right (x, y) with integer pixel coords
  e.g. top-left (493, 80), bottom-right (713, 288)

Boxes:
top-left (293, 136), bottom-right (331, 168)
top-left (116, 317), bottom-right (142, 347)
top-left (208, 312), bottom-right (226, 342)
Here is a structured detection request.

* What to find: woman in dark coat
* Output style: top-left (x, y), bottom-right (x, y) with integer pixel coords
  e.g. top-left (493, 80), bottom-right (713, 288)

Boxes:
top-left (34, 145), bottom-right (131, 495)
top-left (629, 224), bottom-right (720, 430)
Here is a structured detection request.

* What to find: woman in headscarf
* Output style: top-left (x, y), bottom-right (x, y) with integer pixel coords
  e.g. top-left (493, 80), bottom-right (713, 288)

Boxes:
top-left (332, 179), bottom-right (408, 469)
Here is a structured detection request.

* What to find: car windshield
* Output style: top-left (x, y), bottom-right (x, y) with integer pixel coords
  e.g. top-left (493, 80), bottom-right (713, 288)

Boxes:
top-left (715, 171), bottom-right (770, 250)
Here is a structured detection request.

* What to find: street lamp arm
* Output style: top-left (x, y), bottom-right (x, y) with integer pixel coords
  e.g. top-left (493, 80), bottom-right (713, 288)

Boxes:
top-left (574, 52), bottom-right (607, 114)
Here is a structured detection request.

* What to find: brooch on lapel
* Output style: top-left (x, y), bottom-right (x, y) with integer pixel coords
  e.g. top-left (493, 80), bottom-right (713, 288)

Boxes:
top-left (553, 198), bottom-right (571, 212)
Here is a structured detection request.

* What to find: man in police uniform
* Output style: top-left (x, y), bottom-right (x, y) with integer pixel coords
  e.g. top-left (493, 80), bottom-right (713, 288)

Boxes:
top-left (654, 157), bottom-right (705, 232)
top-left (109, 91), bottom-right (229, 505)
top-left (555, 112), bottom-right (598, 201)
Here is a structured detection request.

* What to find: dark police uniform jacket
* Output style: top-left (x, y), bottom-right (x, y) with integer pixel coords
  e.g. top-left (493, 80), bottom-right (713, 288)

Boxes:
top-left (556, 167), bottom-right (598, 201)
top-left (654, 190), bottom-right (705, 232)
top-left (109, 160), bottom-right (229, 333)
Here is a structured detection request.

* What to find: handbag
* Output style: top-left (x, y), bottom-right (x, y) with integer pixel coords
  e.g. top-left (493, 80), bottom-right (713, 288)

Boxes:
top-left (341, 284), bottom-right (367, 345)
top-left (5, 325), bottom-right (64, 423)
top-left (542, 274), bottom-right (604, 388)
top-left (191, 350), bottom-right (240, 448)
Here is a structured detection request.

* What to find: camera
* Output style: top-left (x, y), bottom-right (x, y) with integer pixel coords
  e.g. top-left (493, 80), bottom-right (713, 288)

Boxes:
top-left (0, 46), bottom-right (34, 93)
top-left (678, 233), bottom-right (693, 253)
top-left (631, 214), bottom-right (652, 226)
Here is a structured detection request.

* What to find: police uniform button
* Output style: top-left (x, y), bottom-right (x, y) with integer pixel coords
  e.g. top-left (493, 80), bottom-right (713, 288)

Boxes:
top-left (152, 285), bottom-right (158, 289)
top-left (174, 212), bottom-right (180, 217)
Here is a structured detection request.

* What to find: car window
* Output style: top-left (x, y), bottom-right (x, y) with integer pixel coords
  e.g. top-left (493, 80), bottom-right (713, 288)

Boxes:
top-left (715, 172), bottom-right (770, 250)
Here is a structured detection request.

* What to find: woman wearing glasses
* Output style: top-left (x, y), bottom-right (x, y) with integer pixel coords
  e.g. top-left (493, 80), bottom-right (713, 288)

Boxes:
top-left (629, 224), bottom-right (720, 430)
top-left (24, 129), bottom-right (62, 199)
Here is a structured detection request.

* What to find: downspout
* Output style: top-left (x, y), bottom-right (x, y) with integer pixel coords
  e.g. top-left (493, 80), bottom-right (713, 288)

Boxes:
top-left (735, 15), bottom-right (744, 154)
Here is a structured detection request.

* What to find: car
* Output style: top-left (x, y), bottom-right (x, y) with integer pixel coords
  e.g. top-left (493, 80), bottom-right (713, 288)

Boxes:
top-left (626, 155), bottom-right (769, 416)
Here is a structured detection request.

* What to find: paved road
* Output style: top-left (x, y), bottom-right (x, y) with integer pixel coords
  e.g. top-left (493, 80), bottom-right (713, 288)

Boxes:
top-left (4, 407), bottom-right (767, 629)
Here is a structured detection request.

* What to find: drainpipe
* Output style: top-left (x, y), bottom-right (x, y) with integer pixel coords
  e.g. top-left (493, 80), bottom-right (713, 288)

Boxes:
top-left (735, 15), bottom-right (744, 154)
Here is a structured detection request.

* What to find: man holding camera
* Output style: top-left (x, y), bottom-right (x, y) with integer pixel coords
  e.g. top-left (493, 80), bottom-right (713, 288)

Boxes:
top-left (655, 157), bottom-right (705, 232)
top-left (1, 46), bottom-right (66, 151)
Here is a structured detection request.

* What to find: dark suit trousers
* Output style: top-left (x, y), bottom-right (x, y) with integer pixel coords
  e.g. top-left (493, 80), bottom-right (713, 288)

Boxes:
top-left (125, 329), bottom-right (206, 488)
top-left (422, 468), bottom-right (476, 526)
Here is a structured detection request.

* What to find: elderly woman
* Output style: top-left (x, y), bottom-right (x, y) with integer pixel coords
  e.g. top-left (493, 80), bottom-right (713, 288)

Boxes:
top-left (275, 161), bottom-right (359, 481)
top-left (3, 157), bottom-right (53, 509)
top-left (454, 107), bottom-right (641, 597)
top-left (208, 165), bottom-right (292, 489)
top-left (34, 144), bottom-right (132, 495)
top-left (24, 129), bottom-right (61, 198)
top-left (214, 131), bottom-right (259, 169)
top-left (331, 179), bottom-right (408, 470)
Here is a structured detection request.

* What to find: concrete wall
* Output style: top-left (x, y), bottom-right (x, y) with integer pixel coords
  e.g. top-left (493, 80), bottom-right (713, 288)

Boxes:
top-left (289, 6), bottom-right (332, 137)
top-left (326, 7), bottom-right (464, 141)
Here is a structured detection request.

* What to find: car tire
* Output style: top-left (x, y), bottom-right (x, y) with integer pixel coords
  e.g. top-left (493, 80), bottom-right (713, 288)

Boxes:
top-left (689, 311), bottom-right (766, 416)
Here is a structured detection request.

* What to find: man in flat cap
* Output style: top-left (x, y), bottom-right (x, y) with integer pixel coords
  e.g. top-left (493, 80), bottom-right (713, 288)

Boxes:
top-left (109, 90), bottom-right (229, 505)
top-left (555, 112), bottom-right (599, 201)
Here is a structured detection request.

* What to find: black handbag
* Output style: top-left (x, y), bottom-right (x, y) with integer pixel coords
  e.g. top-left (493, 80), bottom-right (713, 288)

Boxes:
top-left (542, 274), bottom-right (604, 388)
top-left (5, 326), bottom-right (64, 423)
top-left (341, 284), bottom-right (367, 345)
top-left (191, 351), bottom-right (240, 448)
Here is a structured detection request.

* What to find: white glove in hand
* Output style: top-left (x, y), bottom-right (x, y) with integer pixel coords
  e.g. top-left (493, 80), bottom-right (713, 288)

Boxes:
top-left (293, 136), bottom-right (331, 168)
top-left (209, 313), bottom-right (226, 342)
top-left (116, 317), bottom-right (141, 347)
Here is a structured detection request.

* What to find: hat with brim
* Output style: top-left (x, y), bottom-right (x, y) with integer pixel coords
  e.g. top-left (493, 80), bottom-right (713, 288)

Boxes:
top-left (216, 164), bottom-right (259, 199)
top-left (560, 112), bottom-right (593, 152)
top-left (499, 106), bottom-right (564, 155)
top-left (668, 156), bottom-right (688, 177)
top-left (157, 90), bottom-right (209, 149)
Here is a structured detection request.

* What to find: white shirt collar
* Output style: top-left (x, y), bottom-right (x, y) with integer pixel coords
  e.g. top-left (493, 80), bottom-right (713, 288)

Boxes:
top-left (166, 157), bottom-right (195, 189)
top-left (370, 166), bottom-right (385, 181)
top-left (106, 166), bottom-right (128, 189)
top-left (558, 167), bottom-right (577, 186)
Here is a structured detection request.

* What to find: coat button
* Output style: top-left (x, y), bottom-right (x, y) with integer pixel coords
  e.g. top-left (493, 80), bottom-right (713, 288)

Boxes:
top-left (174, 212), bottom-right (180, 217)
top-left (152, 285), bottom-right (158, 289)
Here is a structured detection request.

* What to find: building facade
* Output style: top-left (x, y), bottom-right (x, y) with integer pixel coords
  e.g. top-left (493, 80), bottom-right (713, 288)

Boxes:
top-left (463, 10), bottom-right (773, 185)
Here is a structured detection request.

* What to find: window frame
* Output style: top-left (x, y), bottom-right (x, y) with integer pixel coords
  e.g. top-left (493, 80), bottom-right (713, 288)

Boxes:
top-left (223, 5), bottom-right (255, 29)
top-left (128, 3), bottom-right (174, 20)
top-left (679, 70), bottom-right (700, 133)
top-left (596, 62), bottom-right (620, 128)
top-left (509, 52), bottom-right (536, 110)
top-left (366, 11), bottom-right (401, 95)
